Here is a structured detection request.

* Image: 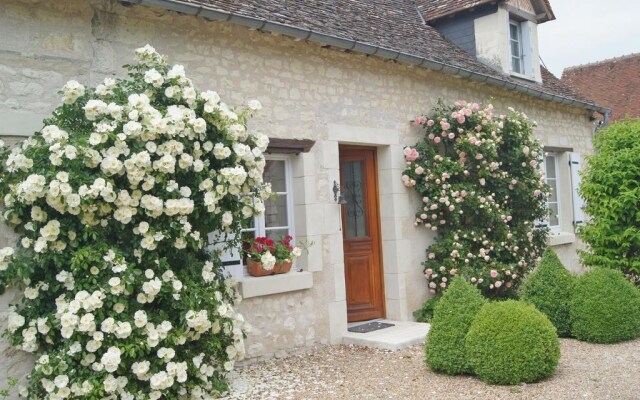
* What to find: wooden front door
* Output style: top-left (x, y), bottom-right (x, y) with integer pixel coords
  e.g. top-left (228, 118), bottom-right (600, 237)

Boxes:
top-left (339, 146), bottom-right (385, 322)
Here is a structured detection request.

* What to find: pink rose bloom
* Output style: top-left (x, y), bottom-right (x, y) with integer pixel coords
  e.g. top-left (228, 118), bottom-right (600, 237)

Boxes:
top-left (425, 268), bottom-right (433, 275)
top-left (414, 116), bottom-right (427, 125)
top-left (442, 277), bottom-right (448, 283)
top-left (433, 137), bottom-right (441, 143)
top-left (428, 253), bottom-right (435, 260)
top-left (469, 137), bottom-right (477, 145)
top-left (403, 147), bottom-right (419, 161)
top-left (475, 153), bottom-right (483, 160)
top-left (450, 269), bottom-right (458, 275)
top-left (429, 282), bottom-right (437, 288)
top-left (490, 269), bottom-right (498, 278)
top-left (451, 112), bottom-right (459, 118)
top-left (464, 108), bottom-right (473, 116)
top-left (440, 121), bottom-right (451, 130)
top-left (427, 119), bottom-right (435, 126)
top-left (506, 281), bottom-right (512, 288)
top-left (530, 160), bottom-right (538, 167)
top-left (415, 166), bottom-right (424, 174)
top-left (534, 189), bottom-right (542, 197)
top-left (457, 115), bottom-right (466, 124)
top-left (522, 146), bottom-right (530, 155)
top-left (455, 100), bottom-right (467, 106)
top-left (448, 132), bottom-right (455, 139)
top-left (471, 103), bottom-right (480, 110)
top-left (428, 133), bottom-right (435, 140)
top-left (495, 280), bottom-right (502, 288)
top-left (479, 178), bottom-right (486, 186)
top-left (440, 282), bottom-right (447, 288)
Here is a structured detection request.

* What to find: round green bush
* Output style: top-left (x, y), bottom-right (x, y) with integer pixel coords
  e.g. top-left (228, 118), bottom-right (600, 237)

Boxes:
top-left (520, 248), bottom-right (574, 337)
top-left (465, 300), bottom-right (560, 384)
top-left (570, 267), bottom-right (640, 343)
top-left (425, 276), bottom-right (486, 375)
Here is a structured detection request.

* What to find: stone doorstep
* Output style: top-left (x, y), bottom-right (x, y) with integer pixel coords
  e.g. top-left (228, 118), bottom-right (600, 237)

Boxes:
top-left (342, 319), bottom-right (431, 351)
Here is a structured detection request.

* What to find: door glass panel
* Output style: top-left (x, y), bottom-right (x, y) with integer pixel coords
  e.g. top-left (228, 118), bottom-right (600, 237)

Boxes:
top-left (342, 160), bottom-right (368, 239)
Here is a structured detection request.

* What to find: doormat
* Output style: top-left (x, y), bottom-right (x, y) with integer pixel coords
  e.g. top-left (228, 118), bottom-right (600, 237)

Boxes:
top-left (348, 321), bottom-right (395, 333)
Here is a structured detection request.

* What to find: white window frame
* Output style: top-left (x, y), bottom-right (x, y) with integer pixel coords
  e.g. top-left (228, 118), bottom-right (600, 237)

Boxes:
top-left (542, 153), bottom-right (562, 233)
top-left (239, 154), bottom-right (295, 270)
top-left (509, 20), bottom-right (524, 75)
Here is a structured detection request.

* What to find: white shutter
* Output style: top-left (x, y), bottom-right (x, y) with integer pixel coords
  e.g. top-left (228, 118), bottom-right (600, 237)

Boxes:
top-left (569, 152), bottom-right (585, 227)
top-left (207, 231), bottom-right (243, 279)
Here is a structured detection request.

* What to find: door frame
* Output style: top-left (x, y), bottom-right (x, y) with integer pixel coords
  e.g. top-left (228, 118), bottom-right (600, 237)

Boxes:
top-left (339, 144), bottom-right (386, 322)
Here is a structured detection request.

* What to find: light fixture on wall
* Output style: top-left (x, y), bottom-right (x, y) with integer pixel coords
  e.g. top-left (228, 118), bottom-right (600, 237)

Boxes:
top-left (333, 181), bottom-right (348, 205)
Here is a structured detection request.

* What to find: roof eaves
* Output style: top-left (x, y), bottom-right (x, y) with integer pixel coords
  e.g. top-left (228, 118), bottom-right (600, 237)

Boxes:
top-left (121, 0), bottom-right (610, 116)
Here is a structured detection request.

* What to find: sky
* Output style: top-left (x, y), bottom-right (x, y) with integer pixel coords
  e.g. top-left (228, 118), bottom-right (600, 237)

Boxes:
top-left (537, 0), bottom-right (640, 78)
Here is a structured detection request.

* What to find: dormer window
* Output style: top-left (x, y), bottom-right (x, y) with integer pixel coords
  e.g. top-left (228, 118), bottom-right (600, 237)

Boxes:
top-left (509, 20), bottom-right (524, 74)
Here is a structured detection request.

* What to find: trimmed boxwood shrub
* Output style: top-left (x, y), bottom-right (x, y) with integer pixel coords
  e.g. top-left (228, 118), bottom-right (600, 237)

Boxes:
top-left (465, 300), bottom-right (560, 384)
top-left (520, 248), bottom-right (574, 337)
top-left (570, 267), bottom-right (640, 343)
top-left (425, 276), bottom-right (486, 375)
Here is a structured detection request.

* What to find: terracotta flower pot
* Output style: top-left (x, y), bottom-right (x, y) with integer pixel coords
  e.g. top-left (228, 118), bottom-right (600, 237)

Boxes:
top-left (246, 259), bottom-right (293, 276)
top-left (247, 258), bottom-right (275, 277)
top-left (273, 260), bottom-right (293, 274)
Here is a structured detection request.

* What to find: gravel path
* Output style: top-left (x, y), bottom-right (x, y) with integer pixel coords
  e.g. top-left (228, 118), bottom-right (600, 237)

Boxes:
top-left (221, 338), bottom-right (640, 400)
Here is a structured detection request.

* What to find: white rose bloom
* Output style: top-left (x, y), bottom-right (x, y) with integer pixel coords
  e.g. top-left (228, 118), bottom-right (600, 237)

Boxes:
top-left (101, 346), bottom-right (122, 373)
top-left (260, 252), bottom-right (276, 271)
top-left (134, 310), bottom-right (148, 328)
top-left (221, 211), bottom-right (233, 227)
top-left (247, 99), bottom-right (262, 111)
top-left (24, 286), bottom-right (39, 299)
top-left (41, 125), bottom-right (69, 144)
top-left (115, 321), bottom-right (132, 339)
top-left (144, 68), bottom-right (165, 88)
top-left (83, 99), bottom-right (108, 121)
top-left (54, 375), bottom-right (69, 389)
top-left (7, 311), bottom-right (25, 333)
top-left (61, 80), bottom-right (85, 104)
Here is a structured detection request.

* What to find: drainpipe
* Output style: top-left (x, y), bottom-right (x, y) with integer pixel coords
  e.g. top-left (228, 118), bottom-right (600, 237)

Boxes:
top-left (120, 0), bottom-right (610, 116)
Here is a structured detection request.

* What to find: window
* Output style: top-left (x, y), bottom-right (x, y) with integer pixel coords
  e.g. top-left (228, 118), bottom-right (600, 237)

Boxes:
top-left (210, 155), bottom-right (295, 278)
top-left (239, 156), bottom-right (294, 265)
top-left (543, 153), bottom-right (561, 231)
top-left (509, 20), bottom-right (524, 74)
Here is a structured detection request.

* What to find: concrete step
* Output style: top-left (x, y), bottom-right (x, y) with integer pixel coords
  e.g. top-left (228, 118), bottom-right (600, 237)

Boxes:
top-left (342, 319), bottom-right (430, 351)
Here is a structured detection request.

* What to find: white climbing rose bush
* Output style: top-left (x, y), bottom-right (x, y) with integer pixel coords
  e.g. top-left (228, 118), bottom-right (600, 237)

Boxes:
top-left (0, 45), bottom-right (271, 399)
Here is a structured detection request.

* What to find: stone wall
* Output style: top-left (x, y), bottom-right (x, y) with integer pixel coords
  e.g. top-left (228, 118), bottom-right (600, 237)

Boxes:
top-left (0, 0), bottom-right (596, 393)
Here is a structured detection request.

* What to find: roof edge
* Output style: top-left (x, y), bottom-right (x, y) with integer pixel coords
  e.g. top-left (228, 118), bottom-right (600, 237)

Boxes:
top-left (564, 52), bottom-right (640, 73)
top-left (120, 0), bottom-right (610, 116)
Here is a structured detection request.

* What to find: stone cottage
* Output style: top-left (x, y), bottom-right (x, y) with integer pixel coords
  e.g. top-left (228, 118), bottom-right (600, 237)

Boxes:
top-left (0, 0), bottom-right (608, 381)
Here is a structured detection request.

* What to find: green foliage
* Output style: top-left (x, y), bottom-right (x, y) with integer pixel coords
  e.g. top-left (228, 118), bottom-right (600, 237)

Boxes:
top-left (579, 119), bottom-right (640, 278)
top-left (520, 248), bottom-right (574, 337)
top-left (413, 296), bottom-right (440, 323)
top-left (404, 100), bottom-right (549, 298)
top-left (570, 267), bottom-right (640, 343)
top-left (465, 300), bottom-right (560, 384)
top-left (425, 276), bottom-right (486, 375)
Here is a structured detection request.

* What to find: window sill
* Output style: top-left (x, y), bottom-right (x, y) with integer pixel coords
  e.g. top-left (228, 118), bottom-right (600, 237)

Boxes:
top-left (238, 270), bottom-right (313, 299)
top-left (509, 71), bottom-right (539, 83)
top-left (547, 232), bottom-right (576, 246)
